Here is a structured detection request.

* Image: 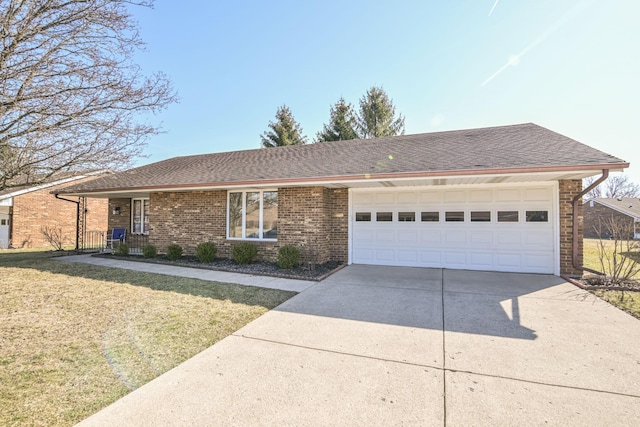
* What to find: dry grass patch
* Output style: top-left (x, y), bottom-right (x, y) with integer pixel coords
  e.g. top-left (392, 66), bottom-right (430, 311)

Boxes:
top-left (592, 290), bottom-right (640, 320)
top-left (0, 250), bottom-right (296, 426)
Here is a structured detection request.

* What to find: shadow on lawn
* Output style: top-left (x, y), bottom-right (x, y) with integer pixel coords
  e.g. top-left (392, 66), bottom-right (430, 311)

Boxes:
top-left (0, 251), bottom-right (296, 309)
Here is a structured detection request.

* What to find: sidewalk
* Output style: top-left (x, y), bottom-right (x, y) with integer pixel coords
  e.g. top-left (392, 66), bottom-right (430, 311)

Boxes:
top-left (57, 254), bottom-right (316, 293)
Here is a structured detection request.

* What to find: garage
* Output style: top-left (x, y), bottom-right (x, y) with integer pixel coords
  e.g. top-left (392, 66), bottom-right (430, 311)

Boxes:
top-left (350, 184), bottom-right (557, 274)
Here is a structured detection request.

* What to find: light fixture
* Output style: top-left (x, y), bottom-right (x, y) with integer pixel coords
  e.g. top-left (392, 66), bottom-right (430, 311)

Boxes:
top-left (112, 206), bottom-right (121, 215)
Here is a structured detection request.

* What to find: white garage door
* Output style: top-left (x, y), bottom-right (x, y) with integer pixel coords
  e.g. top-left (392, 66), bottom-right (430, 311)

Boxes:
top-left (351, 185), bottom-right (557, 274)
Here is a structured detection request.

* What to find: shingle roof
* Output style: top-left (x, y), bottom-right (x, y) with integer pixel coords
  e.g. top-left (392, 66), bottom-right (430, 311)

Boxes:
top-left (0, 171), bottom-right (106, 199)
top-left (593, 198), bottom-right (640, 220)
top-left (59, 123), bottom-right (628, 194)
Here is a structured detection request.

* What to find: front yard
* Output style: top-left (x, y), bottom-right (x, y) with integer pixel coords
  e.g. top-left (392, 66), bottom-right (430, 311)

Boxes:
top-left (583, 238), bottom-right (640, 319)
top-left (0, 250), bottom-right (296, 426)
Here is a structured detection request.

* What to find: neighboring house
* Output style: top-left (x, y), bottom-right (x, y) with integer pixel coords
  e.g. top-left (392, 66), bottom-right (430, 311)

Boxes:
top-left (58, 123), bottom-right (629, 276)
top-left (583, 198), bottom-right (640, 239)
top-left (0, 173), bottom-right (109, 249)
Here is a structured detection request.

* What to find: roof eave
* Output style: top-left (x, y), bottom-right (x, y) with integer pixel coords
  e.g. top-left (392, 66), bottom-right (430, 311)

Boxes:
top-left (57, 162), bottom-right (629, 197)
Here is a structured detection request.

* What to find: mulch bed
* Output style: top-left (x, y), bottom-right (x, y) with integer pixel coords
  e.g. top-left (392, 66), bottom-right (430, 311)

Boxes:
top-left (569, 274), bottom-right (640, 292)
top-left (92, 253), bottom-right (344, 281)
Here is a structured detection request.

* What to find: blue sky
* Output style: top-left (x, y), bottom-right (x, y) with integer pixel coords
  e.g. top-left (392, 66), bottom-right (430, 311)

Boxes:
top-left (131, 0), bottom-right (639, 183)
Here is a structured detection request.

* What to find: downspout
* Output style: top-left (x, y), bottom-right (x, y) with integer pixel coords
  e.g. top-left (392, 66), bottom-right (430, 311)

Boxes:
top-left (55, 193), bottom-right (80, 251)
top-left (571, 169), bottom-right (609, 275)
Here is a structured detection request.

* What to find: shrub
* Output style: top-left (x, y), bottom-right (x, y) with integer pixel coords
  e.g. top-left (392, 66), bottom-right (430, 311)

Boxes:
top-left (141, 244), bottom-right (157, 258)
top-left (113, 243), bottom-right (129, 256)
top-left (232, 242), bottom-right (258, 265)
top-left (277, 245), bottom-right (300, 269)
top-left (196, 241), bottom-right (217, 263)
top-left (166, 244), bottom-right (183, 261)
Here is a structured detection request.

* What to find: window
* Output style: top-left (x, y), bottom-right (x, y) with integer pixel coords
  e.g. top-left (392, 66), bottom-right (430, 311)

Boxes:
top-left (0, 219), bottom-right (6, 226)
top-left (355, 212), bottom-right (371, 222)
top-left (471, 211), bottom-right (491, 222)
top-left (421, 212), bottom-right (440, 222)
top-left (446, 211), bottom-right (464, 222)
top-left (228, 190), bottom-right (278, 240)
top-left (498, 211), bottom-right (519, 222)
top-left (132, 198), bottom-right (150, 234)
top-left (526, 210), bottom-right (548, 222)
top-left (398, 212), bottom-right (416, 222)
top-left (376, 212), bottom-right (393, 222)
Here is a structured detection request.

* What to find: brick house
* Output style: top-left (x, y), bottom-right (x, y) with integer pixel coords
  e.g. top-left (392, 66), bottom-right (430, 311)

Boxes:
top-left (58, 123), bottom-right (629, 276)
top-left (0, 173), bottom-right (109, 249)
top-left (583, 198), bottom-right (640, 239)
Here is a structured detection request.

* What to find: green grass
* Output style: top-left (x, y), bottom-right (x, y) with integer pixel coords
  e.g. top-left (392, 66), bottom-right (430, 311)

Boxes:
top-left (583, 238), bottom-right (640, 319)
top-left (0, 249), bottom-right (296, 426)
top-left (592, 290), bottom-right (640, 320)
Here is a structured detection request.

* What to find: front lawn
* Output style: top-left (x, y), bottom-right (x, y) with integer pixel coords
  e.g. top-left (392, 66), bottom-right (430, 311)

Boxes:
top-left (0, 250), bottom-right (296, 426)
top-left (583, 238), bottom-right (640, 319)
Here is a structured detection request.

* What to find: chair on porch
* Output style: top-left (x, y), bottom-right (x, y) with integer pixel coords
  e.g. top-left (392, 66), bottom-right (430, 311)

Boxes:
top-left (105, 228), bottom-right (127, 250)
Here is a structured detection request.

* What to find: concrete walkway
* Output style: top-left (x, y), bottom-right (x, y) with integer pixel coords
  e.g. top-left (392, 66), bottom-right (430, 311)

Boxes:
top-left (58, 254), bottom-right (316, 292)
top-left (75, 265), bottom-right (640, 426)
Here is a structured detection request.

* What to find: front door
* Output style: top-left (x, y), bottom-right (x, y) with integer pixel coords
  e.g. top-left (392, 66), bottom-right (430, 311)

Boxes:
top-left (0, 213), bottom-right (9, 249)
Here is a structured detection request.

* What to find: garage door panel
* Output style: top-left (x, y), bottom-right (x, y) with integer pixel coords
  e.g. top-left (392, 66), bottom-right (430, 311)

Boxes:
top-left (445, 230), bottom-right (466, 245)
top-left (398, 230), bottom-right (417, 243)
top-left (444, 252), bottom-right (466, 266)
top-left (468, 252), bottom-right (493, 268)
top-left (469, 231), bottom-right (493, 248)
top-left (375, 249), bottom-right (395, 262)
top-left (420, 250), bottom-right (442, 264)
top-left (421, 230), bottom-right (442, 244)
top-left (352, 186), bottom-right (555, 274)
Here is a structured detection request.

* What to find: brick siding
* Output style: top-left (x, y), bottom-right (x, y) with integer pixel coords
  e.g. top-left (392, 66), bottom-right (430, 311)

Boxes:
top-left (583, 201), bottom-right (635, 239)
top-left (108, 187), bottom-right (350, 264)
top-left (10, 177), bottom-right (108, 248)
top-left (558, 180), bottom-right (583, 276)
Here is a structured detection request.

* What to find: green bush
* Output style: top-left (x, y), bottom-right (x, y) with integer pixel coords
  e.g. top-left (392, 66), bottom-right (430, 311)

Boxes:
top-left (196, 241), bottom-right (217, 263)
top-left (141, 244), bottom-right (157, 258)
top-left (277, 245), bottom-right (300, 269)
top-left (232, 242), bottom-right (258, 265)
top-left (113, 243), bottom-right (129, 256)
top-left (166, 244), bottom-right (183, 261)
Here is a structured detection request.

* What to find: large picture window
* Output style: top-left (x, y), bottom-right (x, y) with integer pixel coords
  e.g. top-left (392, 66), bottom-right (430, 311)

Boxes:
top-left (228, 190), bottom-right (278, 240)
top-left (132, 198), bottom-right (150, 235)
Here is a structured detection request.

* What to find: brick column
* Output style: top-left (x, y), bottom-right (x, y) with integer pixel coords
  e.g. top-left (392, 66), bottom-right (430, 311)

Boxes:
top-left (558, 180), bottom-right (583, 276)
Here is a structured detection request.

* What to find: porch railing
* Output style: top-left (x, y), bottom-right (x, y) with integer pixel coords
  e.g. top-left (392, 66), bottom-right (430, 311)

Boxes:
top-left (126, 233), bottom-right (149, 254)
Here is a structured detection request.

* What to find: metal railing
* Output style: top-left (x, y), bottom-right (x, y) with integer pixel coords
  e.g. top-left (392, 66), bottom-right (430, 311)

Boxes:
top-left (126, 234), bottom-right (149, 255)
top-left (79, 230), bottom-right (105, 253)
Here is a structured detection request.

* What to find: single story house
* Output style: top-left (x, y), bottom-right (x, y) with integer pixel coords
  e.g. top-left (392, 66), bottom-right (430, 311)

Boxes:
top-left (0, 173), bottom-right (109, 249)
top-left (58, 123), bottom-right (629, 276)
top-left (584, 198), bottom-right (640, 239)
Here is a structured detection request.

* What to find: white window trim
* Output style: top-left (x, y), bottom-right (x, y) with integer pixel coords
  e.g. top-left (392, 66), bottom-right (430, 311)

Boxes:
top-left (132, 198), bottom-right (150, 235)
top-left (227, 190), bottom-right (277, 241)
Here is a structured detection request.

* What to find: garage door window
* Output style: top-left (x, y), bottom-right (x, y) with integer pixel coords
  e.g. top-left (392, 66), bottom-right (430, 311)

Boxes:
top-left (446, 211), bottom-right (464, 222)
top-left (355, 212), bottom-right (371, 221)
top-left (421, 212), bottom-right (439, 222)
top-left (498, 211), bottom-right (519, 222)
top-left (526, 210), bottom-right (548, 222)
top-left (377, 212), bottom-right (393, 222)
top-left (398, 212), bottom-right (415, 222)
top-left (470, 211), bottom-right (491, 222)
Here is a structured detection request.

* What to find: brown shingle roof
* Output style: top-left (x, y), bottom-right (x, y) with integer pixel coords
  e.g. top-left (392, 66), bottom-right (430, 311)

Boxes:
top-left (59, 123), bottom-right (628, 194)
top-left (593, 198), bottom-right (640, 219)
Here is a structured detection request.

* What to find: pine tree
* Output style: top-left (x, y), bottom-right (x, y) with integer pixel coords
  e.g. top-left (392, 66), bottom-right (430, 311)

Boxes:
top-left (260, 105), bottom-right (307, 148)
top-left (356, 86), bottom-right (405, 138)
top-left (315, 98), bottom-right (358, 142)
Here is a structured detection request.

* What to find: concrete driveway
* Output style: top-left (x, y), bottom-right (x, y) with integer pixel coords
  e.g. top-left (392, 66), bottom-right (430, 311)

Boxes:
top-left (78, 266), bottom-right (640, 426)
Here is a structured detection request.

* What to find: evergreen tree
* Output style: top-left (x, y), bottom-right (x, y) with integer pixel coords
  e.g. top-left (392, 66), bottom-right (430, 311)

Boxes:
top-left (260, 105), bottom-right (307, 148)
top-left (356, 86), bottom-right (405, 138)
top-left (315, 98), bottom-right (358, 142)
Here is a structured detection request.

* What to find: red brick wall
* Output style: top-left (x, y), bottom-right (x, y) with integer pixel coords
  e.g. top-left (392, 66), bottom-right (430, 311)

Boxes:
top-left (583, 201), bottom-right (634, 239)
top-left (559, 180), bottom-right (583, 276)
top-left (108, 187), bottom-right (351, 264)
top-left (11, 177), bottom-right (108, 248)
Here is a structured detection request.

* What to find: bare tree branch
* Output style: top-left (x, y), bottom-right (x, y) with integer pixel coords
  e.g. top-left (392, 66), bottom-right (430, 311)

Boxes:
top-left (583, 174), bottom-right (640, 201)
top-left (1, 0), bottom-right (177, 191)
